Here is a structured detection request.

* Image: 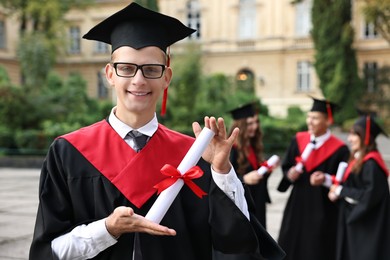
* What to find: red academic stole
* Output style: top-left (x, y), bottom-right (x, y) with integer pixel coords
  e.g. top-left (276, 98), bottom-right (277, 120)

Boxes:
top-left (248, 146), bottom-right (259, 170)
top-left (61, 120), bottom-right (194, 208)
top-left (232, 144), bottom-right (259, 170)
top-left (343, 151), bottom-right (389, 182)
top-left (296, 131), bottom-right (344, 173)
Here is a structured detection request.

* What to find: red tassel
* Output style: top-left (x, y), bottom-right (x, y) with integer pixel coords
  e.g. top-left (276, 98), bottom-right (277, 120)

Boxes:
top-left (365, 116), bottom-right (371, 145)
top-left (326, 102), bottom-right (333, 125)
top-left (160, 48), bottom-right (170, 117)
top-left (161, 88), bottom-right (168, 116)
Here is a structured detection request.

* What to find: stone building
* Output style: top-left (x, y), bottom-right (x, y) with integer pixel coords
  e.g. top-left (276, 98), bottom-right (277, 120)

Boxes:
top-left (0, 0), bottom-right (389, 117)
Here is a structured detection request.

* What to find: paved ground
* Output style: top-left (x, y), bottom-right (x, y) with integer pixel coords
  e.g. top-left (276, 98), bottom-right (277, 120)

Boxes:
top-left (0, 133), bottom-right (389, 259)
top-left (0, 167), bottom-right (289, 260)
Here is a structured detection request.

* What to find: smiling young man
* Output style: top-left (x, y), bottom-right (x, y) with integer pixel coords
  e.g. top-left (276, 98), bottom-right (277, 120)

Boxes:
top-left (29, 3), bottom-right (284, 260)
top-left (276, 97), bottom-right (350, 260)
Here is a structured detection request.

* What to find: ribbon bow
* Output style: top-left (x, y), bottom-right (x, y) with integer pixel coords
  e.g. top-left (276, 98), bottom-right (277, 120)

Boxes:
top-left (154, 164), bottom-right (207, 198)
top-left (259, 161), bottom-right (274, 172)
top-left (295, 156), bottom-right (303, 164)
top-left (331, 175), bottom-right (340, 186)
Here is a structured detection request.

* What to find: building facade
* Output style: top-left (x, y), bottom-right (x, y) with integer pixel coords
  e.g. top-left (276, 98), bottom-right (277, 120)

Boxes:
top-left (0, 0), bottom-right (389, 117)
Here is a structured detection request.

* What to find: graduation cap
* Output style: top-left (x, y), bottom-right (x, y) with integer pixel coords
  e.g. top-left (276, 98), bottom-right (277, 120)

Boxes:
top-left (354, 109), bottom-right (388, 145)
top-left (309, 96), bottom-right (338, 124)
top-left (83, 2), bottom-right (195, 53)
top-left (229, 102), bottom-right (257, 120)
top-left (82, 2), bottom-right (196, 116)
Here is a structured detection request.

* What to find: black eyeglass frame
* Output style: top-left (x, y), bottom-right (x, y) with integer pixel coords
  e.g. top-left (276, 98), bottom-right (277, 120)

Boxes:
top-left (112, 62), bottom-right (166, 79)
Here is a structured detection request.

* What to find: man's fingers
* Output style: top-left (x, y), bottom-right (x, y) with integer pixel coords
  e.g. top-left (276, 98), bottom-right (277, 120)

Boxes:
top-left (133, 216), bottom-right (176, 236)
top-left (114, 206), bottom-right (134, 216)
top-left (192, 122), bottom-right (202, 138)
top-left (227, 127), bottom-right (239, 146)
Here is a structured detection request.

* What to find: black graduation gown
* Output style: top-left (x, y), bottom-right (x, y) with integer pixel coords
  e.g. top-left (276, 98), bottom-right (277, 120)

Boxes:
top-left (213, 147), bottom-right (271, 260)
top-left (277, 132), bottom-right (349, 260)
top-left (29, 120), bottom-right (285, 260)
top-left (336, 158), bottom-right (390, 260)
top-left (230, 147), bottom-right (271, 228)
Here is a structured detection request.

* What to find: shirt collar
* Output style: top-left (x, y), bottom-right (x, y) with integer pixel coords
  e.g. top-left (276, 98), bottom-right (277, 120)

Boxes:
top-left (311, 129), bottom-right (331, 149)
top-left (108, 107), bottom-right (158, 139)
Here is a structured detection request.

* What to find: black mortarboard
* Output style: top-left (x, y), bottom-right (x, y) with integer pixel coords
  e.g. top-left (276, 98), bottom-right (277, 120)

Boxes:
top-left (310, 96), bottom-right (338, 124)
top-left (82, 2), bottom-right (196, 53)
top-left (354, 109), bottom-right (388, 145)
top-left (229, 102), bottom-right (256, 120)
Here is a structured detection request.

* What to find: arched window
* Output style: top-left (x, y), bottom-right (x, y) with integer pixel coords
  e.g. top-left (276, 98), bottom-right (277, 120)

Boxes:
top-left (236, 69), bottom-right (255, 93)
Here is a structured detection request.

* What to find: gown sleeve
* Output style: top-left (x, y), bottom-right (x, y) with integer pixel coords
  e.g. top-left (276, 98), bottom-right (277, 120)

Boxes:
top-left (340, 159), bottom-right (389, 223)
top-left (29, 139), bottom-right (75, 259)
top-left (207, 158), bottom-right (285, 259)
top-left (277, 137), bottom-right (298, 192)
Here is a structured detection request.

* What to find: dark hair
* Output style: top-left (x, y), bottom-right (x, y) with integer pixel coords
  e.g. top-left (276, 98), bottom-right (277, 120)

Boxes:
top-left (229, 116), bottom-right (264, 175)
top-left (350, 124), bottom-right (377, 173)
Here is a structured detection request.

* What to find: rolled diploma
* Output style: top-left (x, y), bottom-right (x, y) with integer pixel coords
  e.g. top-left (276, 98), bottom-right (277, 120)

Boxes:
top-left (322, 161), bottom-right (348, 188)
top-left (145, 127), bottom-right (215, 223)
top-left (257, 155), bottom-right (280, 175)
top-left (335, 161), bottom-right (348, 183)
top-left (295, 142), bottom-right (315, 172)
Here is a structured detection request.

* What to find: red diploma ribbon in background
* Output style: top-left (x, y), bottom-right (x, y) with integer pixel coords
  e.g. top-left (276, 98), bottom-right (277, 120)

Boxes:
top-left (257, 155), bottom-right (280, 175)
top-left (154, 164), bottom-right (207, 198)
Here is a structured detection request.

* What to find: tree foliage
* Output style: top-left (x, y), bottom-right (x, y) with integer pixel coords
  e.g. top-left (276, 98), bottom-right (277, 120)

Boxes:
top-left (0, 0), bottom-right (92, 89)
top-left (133, 0), bottom-right (159, 11)
top-left (311, 0), bottom-right (363, 122)
top-left (159, 43), bottom-right (262, 134)
top-left (362, 0), bottom-right (390, 43)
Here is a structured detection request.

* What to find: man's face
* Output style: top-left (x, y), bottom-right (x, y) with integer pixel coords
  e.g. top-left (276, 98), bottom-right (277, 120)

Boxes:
top-left (306, 111), bottom-right (329, 137)
top-left (105, 46), bottom-right (172, 120)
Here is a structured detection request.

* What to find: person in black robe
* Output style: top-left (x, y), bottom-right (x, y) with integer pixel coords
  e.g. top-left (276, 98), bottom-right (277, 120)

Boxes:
top-left (327, 113), bottom-right (390, 260)
top-left (213, 102), bottom-right (274, 260)
top-left (29, 3), bottom-right (285, 260)
top-left (276, 97), bottom-right (350, 260)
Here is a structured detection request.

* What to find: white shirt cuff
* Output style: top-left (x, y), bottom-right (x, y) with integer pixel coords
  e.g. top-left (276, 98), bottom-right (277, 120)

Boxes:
top-left (211, 166), bottom-right (250, 220)
top-left (51, 218), bottom-right (117, 260)
top-left (323, 173), bottom-right (333, 188)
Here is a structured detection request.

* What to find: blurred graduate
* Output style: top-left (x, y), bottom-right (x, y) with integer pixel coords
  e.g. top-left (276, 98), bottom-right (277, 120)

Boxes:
top-left (277, 97), bottom-right (350, 260)
top-left (328, 112), bottom-right (390, 260)
top-left (213, 102), bottom-right (273, 260)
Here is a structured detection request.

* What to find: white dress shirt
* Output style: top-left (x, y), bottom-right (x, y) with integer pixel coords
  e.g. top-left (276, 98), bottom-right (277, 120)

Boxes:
top-left (51, 107), bottom-right (249, 259)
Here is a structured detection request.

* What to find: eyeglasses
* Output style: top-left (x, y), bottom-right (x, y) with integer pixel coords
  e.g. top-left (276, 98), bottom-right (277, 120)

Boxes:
top-left (112, 62), bottom-right (166, 79)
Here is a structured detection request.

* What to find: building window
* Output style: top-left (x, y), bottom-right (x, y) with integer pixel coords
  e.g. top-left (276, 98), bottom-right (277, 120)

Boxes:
top-left (236, 68), bottom-right (255, 93)
top-left (238, 0), bottom-right (256, 39)
top-left (97, 70), bottom-right (108, 99)
top-left (187, 0), bottom-right (201, 39)
top-left (295, 0), bottom-right (312, 37)
top-left (363, 21), bottom-right (378, 39)
top-left (69, 26), bottom-right (81, 54)
top-left (95, 41), bottom-right (109, 54)
top-left (297, 61), bottom-right (312, 92)
top-left (364, 62), bottom-right (378, 93)
top-left (0, 20), bottom-right (5, 49)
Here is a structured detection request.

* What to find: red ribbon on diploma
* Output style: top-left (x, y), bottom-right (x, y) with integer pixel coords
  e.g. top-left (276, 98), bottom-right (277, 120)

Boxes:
top-left (331, 175), bottom-right (340, 186)
top-left (259, 161), bottom-right (274, 172)
top-left (295, 156), bottom-right (303, 164)
top-left (154, 164), bottom-right (208, 198)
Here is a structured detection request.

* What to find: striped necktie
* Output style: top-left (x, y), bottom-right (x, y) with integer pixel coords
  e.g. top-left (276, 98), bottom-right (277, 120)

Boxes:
top-left (127, 130), bottom-right (148, 152)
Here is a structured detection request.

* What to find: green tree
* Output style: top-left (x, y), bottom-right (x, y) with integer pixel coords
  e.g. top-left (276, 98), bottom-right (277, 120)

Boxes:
top-left (311, 0), bottom-right (363, 122)
top-left (362, 0), bottom-right (390, 43)
top-left (161, 43), bottom-right (202, 133)
top-left (133, 0), bottom-right (158, 11)
top-left (0, 0), bottom-right (92, 88)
